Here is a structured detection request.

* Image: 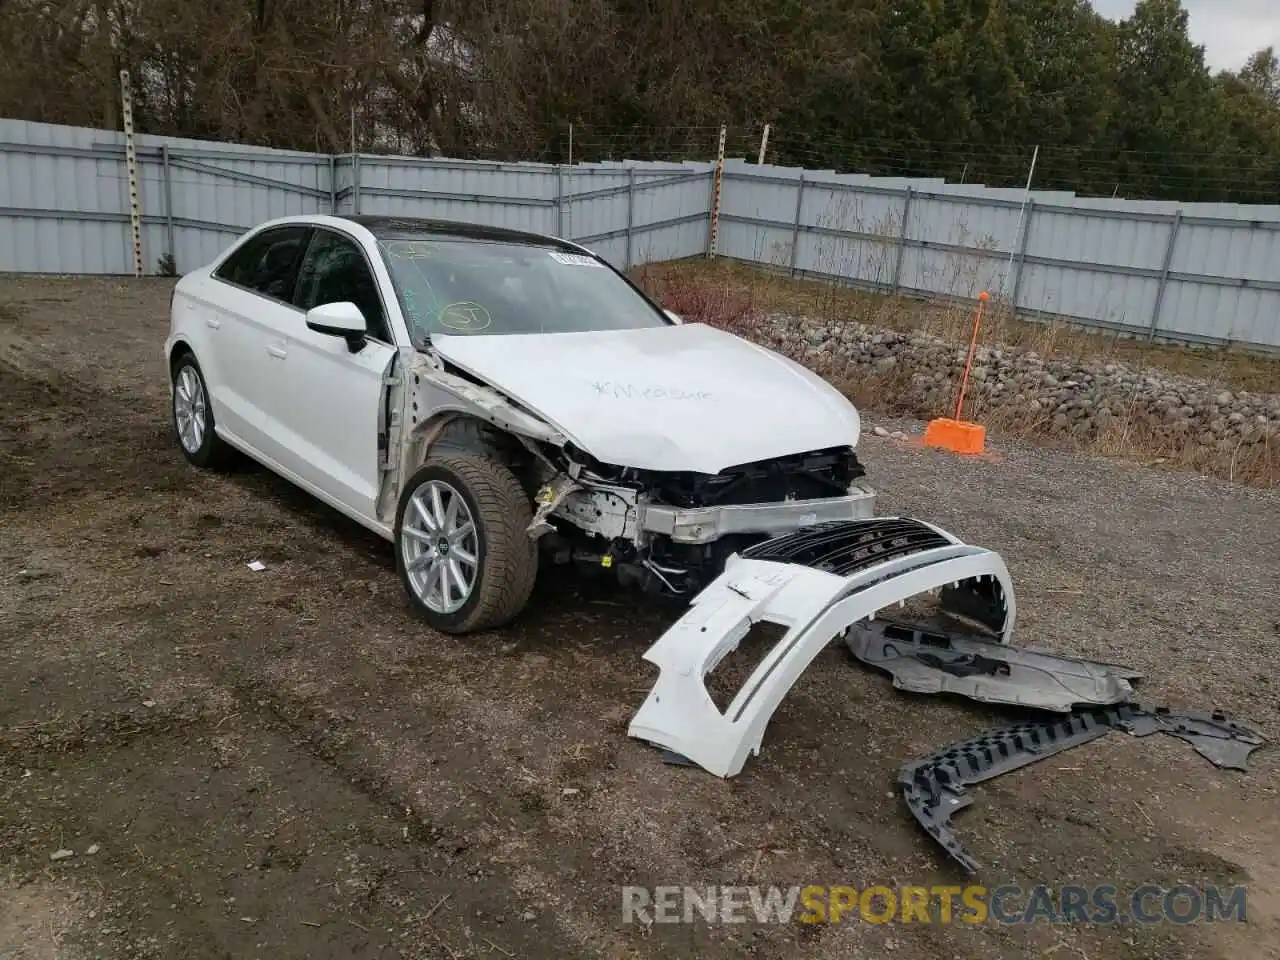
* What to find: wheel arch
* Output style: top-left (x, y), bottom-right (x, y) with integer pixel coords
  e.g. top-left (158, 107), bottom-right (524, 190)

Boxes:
top-left (378, 358), bottom-right (567, 525)
top-left (417, 410), bottom-right (526, 464)
top-left (167, 337), bottom-right (196, 376)
top-left (389, 409), bottom-right (546, 524)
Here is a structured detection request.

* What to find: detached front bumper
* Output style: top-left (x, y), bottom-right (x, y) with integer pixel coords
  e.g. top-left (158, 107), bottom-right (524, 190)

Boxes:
top-left (627, 517), bottom-right (1015, 778)
top-left (637, 481), bottom-right (877, 545)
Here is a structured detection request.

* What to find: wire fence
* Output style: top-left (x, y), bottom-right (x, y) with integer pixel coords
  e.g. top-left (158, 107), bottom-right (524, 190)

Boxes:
top-left (2, 117), bottom-right (1279, 350)
top-left (354, 123), bottom-right (1280, 205)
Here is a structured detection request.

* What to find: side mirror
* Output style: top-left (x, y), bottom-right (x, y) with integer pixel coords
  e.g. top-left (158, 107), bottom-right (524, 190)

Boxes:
top-left (306, 301), bottom-right (367, 351)
top-left (664, 309), bottom-right (683, 325)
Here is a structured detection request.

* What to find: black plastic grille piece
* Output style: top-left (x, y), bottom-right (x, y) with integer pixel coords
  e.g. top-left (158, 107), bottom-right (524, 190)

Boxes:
top-left (739, 518), bottom-right (952, 576)
top-left (899, 705), bottom-right (1141, 874)
top-left (899, 703), bottom-right (1267, 874)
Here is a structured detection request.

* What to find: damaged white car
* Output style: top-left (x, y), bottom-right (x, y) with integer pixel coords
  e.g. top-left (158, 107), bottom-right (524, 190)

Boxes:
top-left (164, 214), bottom-right (877, 633)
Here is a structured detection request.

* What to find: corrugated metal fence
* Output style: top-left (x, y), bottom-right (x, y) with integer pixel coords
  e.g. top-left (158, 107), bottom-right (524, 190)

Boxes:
top-left (0, 119), bottom-right (714, 279)
top-left (3, 119), bottom-right (1279, 350)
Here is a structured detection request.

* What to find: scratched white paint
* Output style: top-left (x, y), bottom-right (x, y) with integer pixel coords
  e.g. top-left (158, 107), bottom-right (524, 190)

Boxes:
top-left (430, 322), bottom-right (863, 474)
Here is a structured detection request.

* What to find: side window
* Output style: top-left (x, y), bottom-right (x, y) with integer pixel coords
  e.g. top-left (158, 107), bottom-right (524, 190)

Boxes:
top-left (294, 230), bottom-right (390, 342)
top-left (213, 225), bottom-right (311, 301)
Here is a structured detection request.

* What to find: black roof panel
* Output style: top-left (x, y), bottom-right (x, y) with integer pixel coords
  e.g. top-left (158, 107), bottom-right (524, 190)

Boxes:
top-left (341, 215), bottom-right (580, 251)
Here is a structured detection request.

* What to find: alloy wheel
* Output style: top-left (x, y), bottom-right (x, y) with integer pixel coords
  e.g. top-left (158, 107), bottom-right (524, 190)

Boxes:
top-left (174, 365), bottom-right (207, 454)
top-left (399, 479), bottom-right (480, 614)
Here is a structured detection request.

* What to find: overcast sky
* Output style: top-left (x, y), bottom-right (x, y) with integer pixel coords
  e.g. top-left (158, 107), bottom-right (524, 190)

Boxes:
top-left (1090, 0), bottom-right (1280, 71)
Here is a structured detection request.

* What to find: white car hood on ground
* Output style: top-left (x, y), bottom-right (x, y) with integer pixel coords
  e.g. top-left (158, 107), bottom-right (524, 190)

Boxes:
top-left (430, 322), bottom-right (861, 474)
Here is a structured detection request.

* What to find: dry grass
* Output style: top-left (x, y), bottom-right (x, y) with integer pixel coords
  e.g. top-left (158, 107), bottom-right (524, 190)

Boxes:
top-left (631, 258), bottom-right (1279, 489)
top-left (634, 259), bottom-right (1280, 394)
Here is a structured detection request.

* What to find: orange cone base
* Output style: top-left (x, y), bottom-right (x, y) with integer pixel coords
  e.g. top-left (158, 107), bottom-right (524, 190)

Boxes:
top-left (923, 418), bottom-right (986, 455)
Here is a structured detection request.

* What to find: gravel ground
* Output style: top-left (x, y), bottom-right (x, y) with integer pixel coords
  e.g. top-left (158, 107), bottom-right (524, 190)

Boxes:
top-left (1, 276), bottom-right (1279, 960)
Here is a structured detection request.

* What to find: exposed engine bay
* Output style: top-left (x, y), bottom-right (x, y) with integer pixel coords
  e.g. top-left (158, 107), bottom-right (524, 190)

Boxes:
top-left (378, 349), bottom-right (877, 599)
top-left (534, 442), bottom-right (874, 597)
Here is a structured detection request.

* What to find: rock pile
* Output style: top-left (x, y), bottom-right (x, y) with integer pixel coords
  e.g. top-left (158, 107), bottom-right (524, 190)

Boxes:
top-left (741, 314), bottom-right (1278, 452)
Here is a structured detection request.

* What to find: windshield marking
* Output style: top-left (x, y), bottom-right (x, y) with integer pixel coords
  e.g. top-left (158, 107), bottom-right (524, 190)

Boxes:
top-left (375, 236), bottom-right (667, 341)
top-left (438, 301), bottom-right (493, 332)
top-left (547, 251), bottom-right (603, 267)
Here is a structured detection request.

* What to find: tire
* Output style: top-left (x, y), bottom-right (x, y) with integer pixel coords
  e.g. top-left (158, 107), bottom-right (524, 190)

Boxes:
top-left (394, 455), bottom-right (538, 634)
top-left (171, 352), bottom-right (234, 469)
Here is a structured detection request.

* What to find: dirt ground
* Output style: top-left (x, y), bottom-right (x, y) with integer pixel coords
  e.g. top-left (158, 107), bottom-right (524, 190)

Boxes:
top-left (1, 276), bottom-right (1278, 960)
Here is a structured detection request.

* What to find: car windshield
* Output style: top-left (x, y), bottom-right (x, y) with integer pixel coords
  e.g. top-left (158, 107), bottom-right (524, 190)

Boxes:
top-left (375, 237), bottom-right (670, 342)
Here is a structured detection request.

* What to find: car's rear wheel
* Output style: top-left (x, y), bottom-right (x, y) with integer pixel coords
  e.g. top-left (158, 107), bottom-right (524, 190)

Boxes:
top-left (394, 455), bottom-right (538, 634)
top-left (171, 353), bottom-right (233, 469)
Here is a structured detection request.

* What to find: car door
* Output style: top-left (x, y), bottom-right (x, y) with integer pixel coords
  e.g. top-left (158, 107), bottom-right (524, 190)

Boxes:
top-left (203, 224), bottom-right (313, 457)
top-left (270, 227), bottom-right (397, 521)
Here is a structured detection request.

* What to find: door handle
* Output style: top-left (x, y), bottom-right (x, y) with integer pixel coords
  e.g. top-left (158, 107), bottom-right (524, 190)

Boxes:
top-left (205, 317), bottom-right (221, 329)
top-left (267, 344), bottom-right (287, 359)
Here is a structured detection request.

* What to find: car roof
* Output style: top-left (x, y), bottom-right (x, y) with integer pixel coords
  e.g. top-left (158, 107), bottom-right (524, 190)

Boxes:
top-left (338, 215), bottom-right (583, 252)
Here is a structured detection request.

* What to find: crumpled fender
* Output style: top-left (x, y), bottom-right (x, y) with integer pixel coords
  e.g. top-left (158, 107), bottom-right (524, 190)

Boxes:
top-left (627, 518), bottom-right (1015, 778)
top-left (409, 353), bottom-right (567, 446)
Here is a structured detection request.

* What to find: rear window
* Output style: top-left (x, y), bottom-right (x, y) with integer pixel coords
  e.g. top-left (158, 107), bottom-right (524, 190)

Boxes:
top-left (375, 237), bottom-right (669, 343)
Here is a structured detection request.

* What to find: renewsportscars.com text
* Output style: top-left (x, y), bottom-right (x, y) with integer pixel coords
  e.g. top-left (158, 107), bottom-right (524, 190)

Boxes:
top-left (620, 883), bottom-right (1248, 926)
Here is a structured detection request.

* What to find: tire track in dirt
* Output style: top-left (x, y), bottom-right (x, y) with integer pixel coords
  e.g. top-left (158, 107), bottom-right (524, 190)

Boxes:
top-left (4, 276), bottom-right (1279, 960)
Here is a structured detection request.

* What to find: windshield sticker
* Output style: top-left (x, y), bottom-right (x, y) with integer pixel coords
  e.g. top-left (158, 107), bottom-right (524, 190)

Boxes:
top-left (438, 301), bottom-right (493, 332)
top-left (548, 251), bottom-right (603, 267)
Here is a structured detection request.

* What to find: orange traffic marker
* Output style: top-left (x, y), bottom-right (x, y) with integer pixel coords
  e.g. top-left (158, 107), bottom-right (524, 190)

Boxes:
top-left (923, 417), bottom-right (986, 454)
top-left (923, 291), bottom-right (990, 455)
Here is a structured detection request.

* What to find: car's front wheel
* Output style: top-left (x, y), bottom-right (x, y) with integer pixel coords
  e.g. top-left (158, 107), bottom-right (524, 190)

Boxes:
top-left (394, 455), bottom-right (538, 634)
top-left (171, 352), bottom-right (234, 469)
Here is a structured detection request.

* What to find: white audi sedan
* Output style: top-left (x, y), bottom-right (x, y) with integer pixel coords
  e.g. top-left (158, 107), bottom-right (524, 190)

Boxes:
top-left (165, 215), bottom-right (875, 632)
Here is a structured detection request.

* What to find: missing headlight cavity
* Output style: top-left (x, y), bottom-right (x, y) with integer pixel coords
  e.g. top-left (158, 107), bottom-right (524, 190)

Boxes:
top-left (704, 620), bottom-right (789, 714)
top-left (938, 575), bottom-right (1009, 636)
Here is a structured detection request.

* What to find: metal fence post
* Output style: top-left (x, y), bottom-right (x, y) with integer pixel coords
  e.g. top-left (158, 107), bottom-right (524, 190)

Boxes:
top-left (625, 166), bottom-right (636, 268)
top-left (1149, 210), bottom-right (1183, 341)
top-left (352, 153), bottom-right (361, 214)
top-left (566, 165), bottom-right (574, 240)
top-left (118, 69), bottom-right (143, 277)
top-left (556, 165), bottom-right (564, 236)
top-left (1010, 198), bottom-right (1036, 315)
top-left (890, 186), bottom-right (913, 293)
top-left (788, 174), bottom-right (805, 277)
top-left (328, 155), bottom-right (337, 214)
top-left (706, 125), bottom-right (727, 258)
top-left (161, 144), bottom-right (175, 267)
